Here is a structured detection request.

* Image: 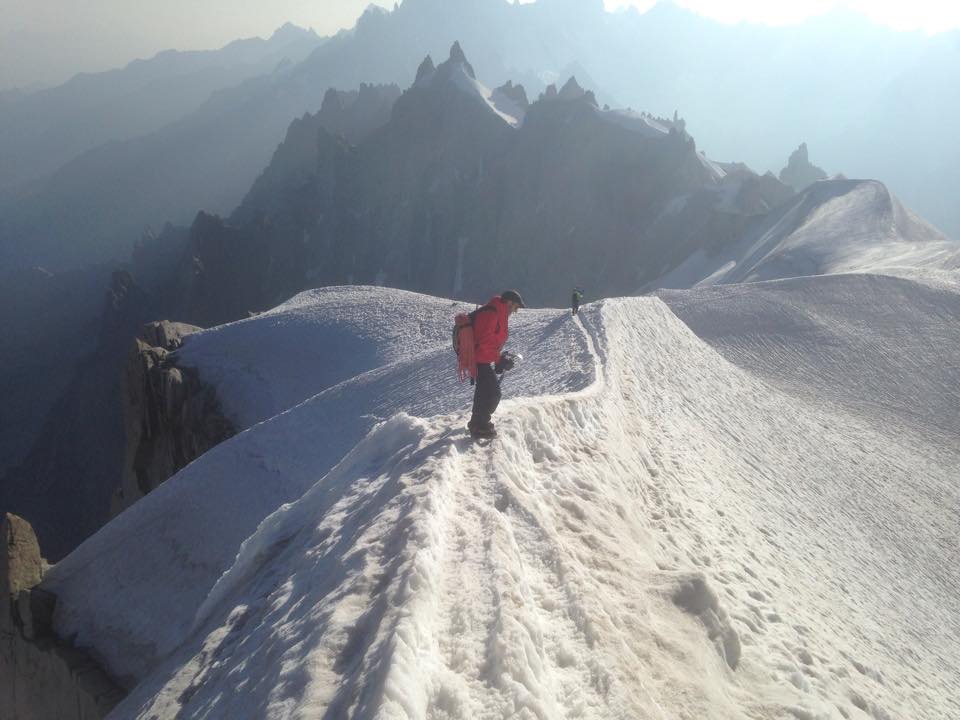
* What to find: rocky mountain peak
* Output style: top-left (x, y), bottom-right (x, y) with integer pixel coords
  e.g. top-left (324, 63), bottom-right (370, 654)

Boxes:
top-left (413, 43), bottom-right (477, 85)
top-left (449, 40), bottom-right (467, 63)
top-left (537, 77), bottom-right (598, 108)
top-left (559, 76), bottom-right (584, 99)
top-left (494, 80), bottom-right (529, 110)
top-left (415, 55), bottom-right (436, 83)
top-left (558, 76), bottom-right (599, 106)
top-left (269, 22), bottom-right (315, 43)
top-left (446, 41), bottom-right (476, 80)
top-left (779, 142), bottom-right (828, 193)
top-left (320, 87), bottom-right (344, 114)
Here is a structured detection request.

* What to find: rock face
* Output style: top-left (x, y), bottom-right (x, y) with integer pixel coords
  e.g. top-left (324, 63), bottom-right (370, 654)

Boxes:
top-left (113, 321), bottom-right (236, 514)
top-left (779, 142), bottom-right (828, 192)
top-left (718, 163), bottom-right (796, 216)
top-left (168, 43), bottom-right (760, 315)
top-left (494, 80), bottom-right (529, 109)
top-left (233, 83), bottom-right (401, 227)
top-left (0, 513), bottom-right (124, 719)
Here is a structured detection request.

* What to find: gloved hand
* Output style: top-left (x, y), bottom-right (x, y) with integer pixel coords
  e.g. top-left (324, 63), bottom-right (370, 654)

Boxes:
top-left (495, 351), bottom-right (515, 374)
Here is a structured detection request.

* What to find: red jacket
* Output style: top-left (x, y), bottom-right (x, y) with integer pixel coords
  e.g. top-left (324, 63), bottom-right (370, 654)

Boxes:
top-left (472, 296), bottom-right (511, 364)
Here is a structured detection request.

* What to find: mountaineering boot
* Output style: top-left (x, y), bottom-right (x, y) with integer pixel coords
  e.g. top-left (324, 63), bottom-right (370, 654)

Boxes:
top-left (468, 421), bottom-right (497, 439)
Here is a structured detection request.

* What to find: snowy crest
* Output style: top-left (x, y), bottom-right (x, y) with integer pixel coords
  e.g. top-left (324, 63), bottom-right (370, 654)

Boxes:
top-left (42, 280), bottom-right (960, 720)
top-left (653, 178), bottom-right (960, 289)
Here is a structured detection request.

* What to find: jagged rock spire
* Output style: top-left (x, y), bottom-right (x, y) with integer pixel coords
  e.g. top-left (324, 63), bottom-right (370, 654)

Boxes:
top-left (320, 87), bottom-right (343, 114)
top-left (415, 55), bottom-right (435, 83)
top-left (449, 41), bottom-right (467, 64)
top-left (495, 81), bottom-right (530, 109)
top-left (538, 78), bottom-right (597, 107)
top-left (559, 76), bottom-right (585, 100)
top-left (447, 41), bottom-right (476, 80)
top-left (779, 142), bottom-right (828, 192)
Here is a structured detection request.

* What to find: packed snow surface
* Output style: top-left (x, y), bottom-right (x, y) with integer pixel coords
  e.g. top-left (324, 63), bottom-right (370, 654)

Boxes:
top-left (44, 281), bottom-right (959, 719)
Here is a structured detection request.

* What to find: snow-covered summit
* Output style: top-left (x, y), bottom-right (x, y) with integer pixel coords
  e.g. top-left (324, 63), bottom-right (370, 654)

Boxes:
top-left (42, 280), bottom-right (959, 719)
top-left (652, 178), bottom-right (960, 289)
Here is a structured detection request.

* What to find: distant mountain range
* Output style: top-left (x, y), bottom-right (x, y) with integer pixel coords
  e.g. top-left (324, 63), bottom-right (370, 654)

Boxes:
top-left (0, 23), bottom-right (321, 192)
top-left (160, 44), bottom-right (956, 325)
top-left (2, 0), bottom-right (959, 274)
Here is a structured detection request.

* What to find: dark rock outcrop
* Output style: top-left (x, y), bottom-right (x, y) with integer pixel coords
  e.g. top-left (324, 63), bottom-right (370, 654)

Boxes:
top-left (231, 83), bottom-right (400, 228)
top-left (0, 514), bottom-right (124, 719)
top-left (448, 40), bottom-right (476, 79)
top-left (494, 80), bottom-right (529, 109)
top-left (779, 142), bottom-right (828, 192)
top-left (719, 164), bottom-right (796, 216)
top-left (415, 55), bottom-right (436, 83)
top-left (113, 321), bottom-right (235, 515)
top-left (557, 76), bottom-right (598, 107)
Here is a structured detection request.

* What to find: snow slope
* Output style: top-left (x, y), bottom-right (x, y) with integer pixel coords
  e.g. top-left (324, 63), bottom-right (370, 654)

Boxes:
top-left (653, 179), bottom-right (960, 290)
top-left (659, 272), bottom-right (960, 441)
top-left (43, 283), bottom-right (959, 719)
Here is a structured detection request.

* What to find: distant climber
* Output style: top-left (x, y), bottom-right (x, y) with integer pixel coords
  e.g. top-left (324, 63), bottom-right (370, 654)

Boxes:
top-left (454, 290), bottom-right (524, 439)
top-left (571, 287), bottom-right (584, 316)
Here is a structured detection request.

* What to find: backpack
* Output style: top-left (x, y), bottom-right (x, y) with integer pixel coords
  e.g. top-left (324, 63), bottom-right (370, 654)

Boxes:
top-left (452, 304), bottom-right (496, 381)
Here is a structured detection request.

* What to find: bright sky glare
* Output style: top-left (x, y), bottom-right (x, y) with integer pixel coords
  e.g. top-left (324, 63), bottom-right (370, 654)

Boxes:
top-left (605, 0), bottom-right (960, 32)
top-left (2, 0), bottom-right (957, 91)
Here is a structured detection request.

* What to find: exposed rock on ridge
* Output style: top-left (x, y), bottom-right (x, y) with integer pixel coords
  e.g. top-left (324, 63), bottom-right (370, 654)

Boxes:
top-left (494, 80), bottom-right (529, 109)
top-left (448, 40), bottom-right (476, 79)
top-left (415, 55), bottom-right (436, 82)
top-left (779, 142), bottom-right (828, 192)
top-left (233, 83), bottom-right (400, 227)
top-left (113, 321), bottom-right (236, 515)
top-left (1, 513), bottom-right (123, 719)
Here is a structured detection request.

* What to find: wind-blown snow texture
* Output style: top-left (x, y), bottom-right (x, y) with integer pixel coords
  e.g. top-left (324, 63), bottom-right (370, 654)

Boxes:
top-left (44, 280), bottom-right (959, 719)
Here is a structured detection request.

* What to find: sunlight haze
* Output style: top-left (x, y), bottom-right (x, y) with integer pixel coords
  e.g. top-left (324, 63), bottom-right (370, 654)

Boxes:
top-left (2, 0), bottom-right (958, 90)
top-left (606, 0), bottom-right (960, 32)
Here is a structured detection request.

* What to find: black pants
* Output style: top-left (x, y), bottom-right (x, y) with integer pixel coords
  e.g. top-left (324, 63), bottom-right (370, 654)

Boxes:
top-left (469, 363), bottom-right (501, 428)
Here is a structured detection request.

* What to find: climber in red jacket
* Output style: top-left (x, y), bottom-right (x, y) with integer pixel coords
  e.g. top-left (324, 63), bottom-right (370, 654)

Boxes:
top-left (467, 289), bottom-right (524, 439)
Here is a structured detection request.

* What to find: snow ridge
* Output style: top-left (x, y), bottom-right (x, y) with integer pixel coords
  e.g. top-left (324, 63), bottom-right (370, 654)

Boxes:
top-left (654, 178), bottom-right (960, 289)
top-left (42, 283), bottom-right (959, 719)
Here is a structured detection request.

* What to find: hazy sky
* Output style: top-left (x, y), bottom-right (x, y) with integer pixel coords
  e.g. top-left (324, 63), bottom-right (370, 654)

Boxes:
top-left (614, 0), bottom-right (960, 31)
top-left (2, 0), bottom-right (958, 91)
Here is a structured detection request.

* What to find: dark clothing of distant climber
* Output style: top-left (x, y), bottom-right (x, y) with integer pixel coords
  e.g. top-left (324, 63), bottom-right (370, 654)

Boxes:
top-left (468, 290), bottom-right (524, 438)
top-left (571, 288), bottom-right (584, 316)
